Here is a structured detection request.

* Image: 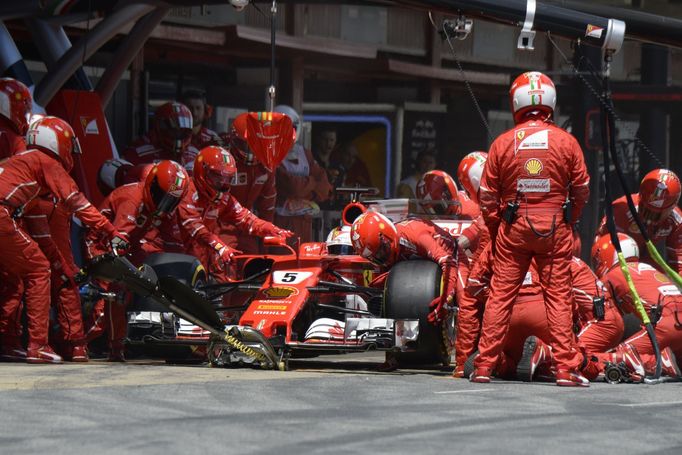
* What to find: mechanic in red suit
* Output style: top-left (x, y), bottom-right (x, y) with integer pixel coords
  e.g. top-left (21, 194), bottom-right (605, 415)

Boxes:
top-left (591, 233), bottom-right (681, 380)
top-left (0, 78), bottom-right (30, 158)
top-left (84, 160), bottom-right (237, 360)
top-left (415, 170), bottom-right (480, 219)
top-left (351, 211), bottom-right (469, 369)
top-left (472, 71), bottom-right (590, 387)
top-left (0, 116), bottom-right (123, 364)
top-left (218, 112), bottom-right (277, 253)
top-left (414, 168), bottom-right (480, 376)
top-left (122, 101), bottom-right (198, 171)
top-left (596, 168), bottom-right (682, 273)
top-left (181, 90), bottom-right (222, 150)
top-left (188, 146), bottom-right (292, 281)
top-left (273, 105), bottom-right (332, 244)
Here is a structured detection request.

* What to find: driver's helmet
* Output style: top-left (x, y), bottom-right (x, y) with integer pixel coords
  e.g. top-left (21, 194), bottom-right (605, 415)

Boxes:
top-left (143, 160), bottom-right (189, 216)
top-left (637, 169), bottom-right (681, 226)
top-left (326, 225), bottom-right (355, 255)
top-left (350, 211), bottom-right (399, 267)
top-left (591, 232), bottom-right (640, 278)
top-left (416, 170), bottom-right (460, 215)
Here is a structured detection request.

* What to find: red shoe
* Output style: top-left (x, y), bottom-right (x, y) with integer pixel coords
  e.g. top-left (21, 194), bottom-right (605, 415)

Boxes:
top-left (68, 345), bottom-right (89, 363)
top-left (1, 344), bottom-right (27, 361)
top-left (516, 336), bottom-right (551, 382)
top-left (469, 367), bottom-right (492, 383)
top-left (452, 368), bottom-right (465, 378)
top-left (556, 369), bottom-right (590, 387)
top-left (26, 345), bottom-right (63, 364)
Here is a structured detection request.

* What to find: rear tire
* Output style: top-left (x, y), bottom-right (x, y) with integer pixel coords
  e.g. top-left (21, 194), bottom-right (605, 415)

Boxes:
top-left (384, 260), bottom-right (449, 366)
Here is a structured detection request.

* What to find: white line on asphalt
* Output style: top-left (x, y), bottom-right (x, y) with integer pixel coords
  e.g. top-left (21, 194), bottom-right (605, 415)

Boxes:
top-left (433, 389), bottom-right (490, 394)
top-left (612, 400), bottom-right (682, 408)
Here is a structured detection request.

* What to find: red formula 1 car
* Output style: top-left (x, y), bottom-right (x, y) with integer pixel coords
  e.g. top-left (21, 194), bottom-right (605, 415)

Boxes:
top-left (83, 189), bottom-right (472, 370)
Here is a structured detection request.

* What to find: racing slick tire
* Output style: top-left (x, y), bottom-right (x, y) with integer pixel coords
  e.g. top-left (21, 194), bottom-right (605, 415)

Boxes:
top-left (384, 260), bottom-right (449, 366)
top-left (128, 253), bottom-right (207, 361)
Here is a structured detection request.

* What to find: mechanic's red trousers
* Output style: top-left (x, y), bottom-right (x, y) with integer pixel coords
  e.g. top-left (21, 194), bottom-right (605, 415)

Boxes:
top-left (25, 201), bottom-right (85, 344)
top-left (597, 301), bottom-right (682, 373)
top-left (474, 215), bottom-right (583, 373)
top-left (0, 271), bottom-right (24, 345)
top-left (0, 206), bottom-right (51, 349)
top-left (577, 301), bottom-right (624, 354)
top-left (455, 282), bottom-right (483, 370)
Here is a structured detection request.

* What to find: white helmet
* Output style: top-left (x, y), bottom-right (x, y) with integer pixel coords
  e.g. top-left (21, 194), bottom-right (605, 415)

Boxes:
top-left (509, 71), bottom-right (556, 124)
top-left (457, 151), bottom-right (487, 203)
top-left (273, 104), bottom-right (301, 141)
top-left (591, 232), bottom-right (640, 278)
top-left (97, 158), bottom-right (133, 196)
top-left (326, 225), bottom-right (354, 255)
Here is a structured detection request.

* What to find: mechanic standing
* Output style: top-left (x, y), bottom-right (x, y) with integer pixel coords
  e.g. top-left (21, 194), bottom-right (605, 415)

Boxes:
top-left (0, 116), bottom-right (123, 363)
top-left (122, 101), bottom-right (198, 171)
top-left (471, 71), bottom-right (591, 386)
top-left (219, 112), bottom-right (277, 253)
top-left (181, 90), bottom-right (222, 149)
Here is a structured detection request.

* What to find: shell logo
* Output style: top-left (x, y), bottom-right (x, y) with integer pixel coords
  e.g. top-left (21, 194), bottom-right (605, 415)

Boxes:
top-left (262, 286), bottom-right (298, 299)
top-left (525, 158), bottom-right (543, 176)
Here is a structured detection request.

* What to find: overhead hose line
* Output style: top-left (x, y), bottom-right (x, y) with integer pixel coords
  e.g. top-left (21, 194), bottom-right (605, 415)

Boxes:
top-left (546, 32), bottom-right (664, 169)
top-left (428, 12), bottom-right (493, 142)
top-left (599, 51), bottom-right (662, 382)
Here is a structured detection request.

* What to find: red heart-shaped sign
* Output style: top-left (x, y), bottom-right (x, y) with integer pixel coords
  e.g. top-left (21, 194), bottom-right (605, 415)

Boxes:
top-left (243, 112), bottom-right (295, 172)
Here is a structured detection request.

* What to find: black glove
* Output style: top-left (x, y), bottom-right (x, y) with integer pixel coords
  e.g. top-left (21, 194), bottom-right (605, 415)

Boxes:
top-left (111, 234), bottom-right (130, 255)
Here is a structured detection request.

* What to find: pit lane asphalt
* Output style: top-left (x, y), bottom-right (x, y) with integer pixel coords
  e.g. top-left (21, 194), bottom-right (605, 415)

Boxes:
top-left (1, 352), bottom-right (681, 454)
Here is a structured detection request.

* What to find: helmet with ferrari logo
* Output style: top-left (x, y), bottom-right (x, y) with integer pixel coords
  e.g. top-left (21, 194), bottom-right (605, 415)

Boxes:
top-left (152, 102), bottom-right (193, 156)
top-left (637, 169), bottom-right (681, 226)
top-left (326, 225), bottom-right (354, 255)
top-left (591, 232), bottom-right (640, 278)
top-left (143, 160), bottom-right (189, 216)
top-left (350, 211), bottom-right (399, 267)
top-left (509, 71), bottom-right (556, 124)
top-left (457, 151), bottom-right (487, 203)
top-left (26, 116), bottom-right (81, 172)
top-left (194, 146), bottom-right (237, 201)
top-left (416, 170), bottom-right (460, 215)
top-left (0, 78), bottom-right (32, 135)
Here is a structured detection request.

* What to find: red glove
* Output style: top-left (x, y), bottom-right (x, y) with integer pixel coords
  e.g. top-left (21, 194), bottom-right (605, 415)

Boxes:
top-left (427, 294), bottom-right (454, 324)
top-left (274, 228), bottom-right (294, 239)
top-left (212, 241), bottom-right (242, 266)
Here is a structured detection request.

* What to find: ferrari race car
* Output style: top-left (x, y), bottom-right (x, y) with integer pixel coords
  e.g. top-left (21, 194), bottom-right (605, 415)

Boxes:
top-left (81, 188), bottom-right (473, 370)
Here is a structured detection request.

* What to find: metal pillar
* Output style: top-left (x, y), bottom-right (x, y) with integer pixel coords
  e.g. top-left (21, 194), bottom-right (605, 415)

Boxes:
top-left (570, 44), bottom-right (603, 260)
top-left (639, 43), bottom-right (669, 178)
top-left (96, 6), bottom-right (169, 107)
top-left (34, 4), bottom-right (154, 106)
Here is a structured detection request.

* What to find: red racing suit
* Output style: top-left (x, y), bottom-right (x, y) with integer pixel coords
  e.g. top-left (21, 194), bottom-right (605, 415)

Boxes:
top-left (275, 144), bottom-right (332, 243)
top-left (571, 257), bottom-right (623, 354)
top-left (475, 118), bottom-right (590, 374)
top-left (185, 183), bottom-right (283, 281)
top-left (394, 218), bottom-right (470, 324)
top-left (122, 135), bottom-right (199, 172)
top-left (190, 126), bottom-right (222, 150)
top-left (220, 157), bottom-right (276, 253)
top-left (595, 261), bottom-right (682, 373)
top-left (84, 182), bottom-right (228, 346)
top-left (0, 150), bottom-right (117, 350)
top-left (596, 194), bottom-right (682, 274)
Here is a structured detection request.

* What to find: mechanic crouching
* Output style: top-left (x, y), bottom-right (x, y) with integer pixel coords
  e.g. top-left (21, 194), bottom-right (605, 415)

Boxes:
top-left (350, 211), bottom-right (469, 371)
top-left (0, 116), bottom-right (124, 363)
top-left (187, 145), bottom-right (293, 281)
top-left (83, 160), bottom-right (235, 360)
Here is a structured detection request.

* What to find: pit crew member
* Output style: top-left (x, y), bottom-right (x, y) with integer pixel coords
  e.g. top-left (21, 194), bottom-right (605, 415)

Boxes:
top-left (596, 168), bottom-right (682, 273)
top-left (181, 89), bottom-right (222, 149)
top-left (472, 71), bottom-right (590, 387)
top-left (0, 116), bottom-right (123, 363)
